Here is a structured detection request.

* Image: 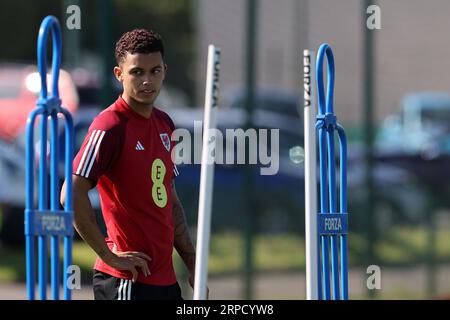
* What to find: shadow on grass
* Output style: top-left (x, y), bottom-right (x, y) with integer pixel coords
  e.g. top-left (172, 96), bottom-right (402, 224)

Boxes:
top-left (0, 240), bottom-right (95, 284)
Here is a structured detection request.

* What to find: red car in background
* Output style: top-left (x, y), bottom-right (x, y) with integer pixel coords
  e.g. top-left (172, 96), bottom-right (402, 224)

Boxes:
top-left (0, 63), bottom-right (79, 142)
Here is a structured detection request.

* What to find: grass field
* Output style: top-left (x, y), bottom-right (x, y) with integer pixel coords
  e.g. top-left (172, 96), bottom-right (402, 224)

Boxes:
top-left (1, 225), bottom-right (450, 284)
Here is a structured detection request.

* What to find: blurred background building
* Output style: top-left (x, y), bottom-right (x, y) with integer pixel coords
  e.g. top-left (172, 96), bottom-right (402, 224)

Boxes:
top-left (197, 0), bottom-right (450, 126)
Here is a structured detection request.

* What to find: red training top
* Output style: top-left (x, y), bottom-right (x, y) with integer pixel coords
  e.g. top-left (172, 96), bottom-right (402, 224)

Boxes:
top-left (73, 96), bottom-right (179, 285)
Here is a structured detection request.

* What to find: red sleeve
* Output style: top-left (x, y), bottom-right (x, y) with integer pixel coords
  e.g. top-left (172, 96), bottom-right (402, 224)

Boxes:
top-left (72, 111), bottom-right (124, 183)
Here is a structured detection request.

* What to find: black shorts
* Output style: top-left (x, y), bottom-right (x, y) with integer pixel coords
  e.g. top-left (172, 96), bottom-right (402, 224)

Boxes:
top-left (93, 270), bottom-right (184, 300)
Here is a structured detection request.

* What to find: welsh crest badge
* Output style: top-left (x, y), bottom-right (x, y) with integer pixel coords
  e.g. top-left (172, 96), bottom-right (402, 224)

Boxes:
top-left (160, 133), bottom-right (171, 152)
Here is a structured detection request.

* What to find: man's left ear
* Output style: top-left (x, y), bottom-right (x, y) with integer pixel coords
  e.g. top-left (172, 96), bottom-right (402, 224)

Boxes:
top-left (163, 64), bottom-right (168, 80)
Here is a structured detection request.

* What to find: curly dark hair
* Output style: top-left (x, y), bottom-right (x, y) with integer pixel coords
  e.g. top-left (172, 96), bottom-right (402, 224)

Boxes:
top-left (115, 28), bottom-right (165, 64)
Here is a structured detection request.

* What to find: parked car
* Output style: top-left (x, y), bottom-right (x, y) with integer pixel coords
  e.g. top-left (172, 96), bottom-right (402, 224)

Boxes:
top-left (371, 92), bottom-right (450, 226)
top-left (377, 92), bottom-right (450, 158)
top-left (376, 92), bottom-right (450, 184)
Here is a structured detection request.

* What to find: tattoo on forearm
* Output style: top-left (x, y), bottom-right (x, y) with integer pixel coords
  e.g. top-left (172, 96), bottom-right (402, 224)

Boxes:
top-left (172, 197), bottom-right (196, 270)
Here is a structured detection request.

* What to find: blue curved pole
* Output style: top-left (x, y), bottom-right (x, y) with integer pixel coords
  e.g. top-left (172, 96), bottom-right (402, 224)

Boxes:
top-left (61, 108), bottom-right (74, 300)
top-left (37, 16), bottom-right (62, 100)
top-left (316, 121), bottom-right (330, 299)
top-left (337, 125), bottom-right (348, 300)
top-left (25, 15), bottom-right (74, 301)
top-left (50, 112), bottom-right (60, 300)
top-left (38, 16), bottom-right (64, 301)
top-left (38, 111), bottom-right (48, 300)
top-left (316, 44), bottom-right (335, 115)
top-left (25, 108), bottom-right (44, 300)
top-left (315, 43), bottom-right (348, 300)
